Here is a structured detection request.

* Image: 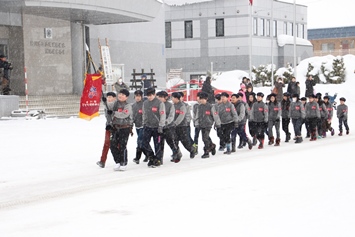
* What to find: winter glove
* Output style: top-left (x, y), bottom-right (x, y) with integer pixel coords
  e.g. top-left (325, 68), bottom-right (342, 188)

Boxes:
top-left (275, 118), bottom-right (280, 122)
top-left (101, 96), bottom-right (107, 103)
top-left (105, 124), bottom-right (113, 131)
top-left (234, 122), bottom-right (239, 128)
top-left (158, 126), bottom-right (163, 134)
top-left (107, 110), bottom-right (113, 115)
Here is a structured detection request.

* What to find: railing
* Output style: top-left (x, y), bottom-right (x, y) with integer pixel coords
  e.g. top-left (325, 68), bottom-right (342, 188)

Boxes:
top-left (313, 49), bottom-right (355, 57)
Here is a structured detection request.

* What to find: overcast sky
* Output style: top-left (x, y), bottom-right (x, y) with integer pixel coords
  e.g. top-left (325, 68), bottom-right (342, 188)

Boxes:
top-left (163, 0), bottom-right (355, 29)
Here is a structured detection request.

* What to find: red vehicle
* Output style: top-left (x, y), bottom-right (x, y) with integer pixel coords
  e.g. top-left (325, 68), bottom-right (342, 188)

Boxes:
top-left (166, 82), bottom-right (234, 101)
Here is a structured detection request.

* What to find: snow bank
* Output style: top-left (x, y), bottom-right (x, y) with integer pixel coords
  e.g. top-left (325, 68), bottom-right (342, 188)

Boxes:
top-left (277, 34), bottom-right (313, 47)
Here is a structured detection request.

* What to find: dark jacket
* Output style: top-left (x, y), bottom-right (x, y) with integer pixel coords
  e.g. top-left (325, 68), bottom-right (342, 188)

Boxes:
top-left (173, 101), bottom-right (189, 127)
top-left (141, 79), bottom-right (152, 96)
top-left (218, 101), bottom-right (238, 124)
top-left (287, 81), bottom-right (297, 96)
top-left (305, 101), bottom-right (320, 119)
top-left (111, 101), bottom-right (133, 126)
top-left (201, 77), bottom-right (215, 104)
top-left (305, 79), bottom-right (316, 97)
top-left (250, 101), bottom-right (268, 123)
top-left (289, 101), bottom-right (305, 119)
top-left (142, 97), bottom-right (166, 128)
top-left (274, 81), bottom-right (284, 102)
top-left (337, 104), bottom-right (348, 119)
top-left (281, 99), bottom-right (291, 119)
top-left (233, 100), bottom-right (247, 125)
top-left (195, 102), bottom-right (221, 128)
top-left (132, 100), bottom-right (143, 128)
top-left (268, 101), bottom-right (281, 121)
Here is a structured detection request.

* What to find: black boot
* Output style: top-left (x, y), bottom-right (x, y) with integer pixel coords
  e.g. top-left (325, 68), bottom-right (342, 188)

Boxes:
top-left (252, 136), bottom-right (257, 146)
top-left (232, 141), bottom-right (237, 152)
top-left (171, 149), bottom-right (182, 162)
top-left (201, 149), bottom-right (210, 158)
top-left (285, 132), bottom-right (291, 142)
top-left (237, 139), bottom-right (243, 149)
top-left (268, 136), bottom-right (274, 145)
top-left (148, 156), bottom-right (158, 168)
top-left (258, 139), bottom-right (264, 149)
top-left (133, 148), bottom-right (142, 164)
top-left (211, 143), bottom-right (216, 155)
top-left (247, 139), bottom-right (253, 150)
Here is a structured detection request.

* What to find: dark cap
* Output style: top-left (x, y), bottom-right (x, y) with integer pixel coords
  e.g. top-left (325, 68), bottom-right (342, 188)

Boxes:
top-left (106, 92), bottom-right (116, 97)
top-left (270, 93), bottom-right (277, 98)
top-left (283, 92), bottom-right (290, 97)
top-left (156, 91), bottom-right (169, 97)
top-left (308, 94), bottom-right (316, 98)
top-left (119, 89), bottom-right (130, 97)
top-left (220, 92), bottom-right (229, 98)
top-left (256, 92), bottom-right (264, 97)
top-left (171, 92), bottom-right (182, 99)
top-left (141, 74), bottom-right (147, 79)
top-left (231, 93), bottom-right (239, 98)
top-left (292, 93), bottom-right (299, 98)
top-left (134, 90), bottom-right (143, 97)
top-left (340, 97), bottom-right (346, 102)
top-left (215, 93), bottom-right (221, 100)
top-left (146, 87), bottom-right (156, 96)
top-left (198, 92), bottom-right (209, 100)
top-left (323, 95), bottom-right (329, 100)
top-left (0, 55), bottom-right (7, 58)
top-left (300, 97), bottom-right (307, 101)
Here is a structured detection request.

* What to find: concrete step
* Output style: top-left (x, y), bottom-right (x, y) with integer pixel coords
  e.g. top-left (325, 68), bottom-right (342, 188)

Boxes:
top-left (18, 95), bottom-right (104, 118)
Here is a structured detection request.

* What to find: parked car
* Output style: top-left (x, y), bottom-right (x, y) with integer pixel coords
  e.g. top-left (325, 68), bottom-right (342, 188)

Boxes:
top-left (166, 82), bottom-right (234, 101)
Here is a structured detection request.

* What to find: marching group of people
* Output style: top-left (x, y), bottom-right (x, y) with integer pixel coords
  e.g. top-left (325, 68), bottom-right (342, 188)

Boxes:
top-left (96, 76), bottom-right (350, 171)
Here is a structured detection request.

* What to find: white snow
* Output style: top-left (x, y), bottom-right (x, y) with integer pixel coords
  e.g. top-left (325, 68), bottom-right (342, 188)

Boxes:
top-left (277, 34), bottom-right (313, 47)
top-left (0, 55), bottom-right (354, 236)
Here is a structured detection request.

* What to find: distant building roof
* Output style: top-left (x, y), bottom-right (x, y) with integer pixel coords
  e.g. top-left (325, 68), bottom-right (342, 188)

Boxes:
top-left (308, 26), bottom-right (355, 40)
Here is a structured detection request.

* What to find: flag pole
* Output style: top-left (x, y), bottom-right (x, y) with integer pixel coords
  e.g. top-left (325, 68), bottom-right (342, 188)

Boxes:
top-left (271, 0), bottom-right (274, 87)
top-left (249, 0), bottom-right (253, 79)
top-left (293, 0), bottom-right (297, 77)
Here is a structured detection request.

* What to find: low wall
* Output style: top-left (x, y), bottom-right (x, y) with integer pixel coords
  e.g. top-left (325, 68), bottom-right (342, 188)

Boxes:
top-left (0, 95), bottom-right (19, 117)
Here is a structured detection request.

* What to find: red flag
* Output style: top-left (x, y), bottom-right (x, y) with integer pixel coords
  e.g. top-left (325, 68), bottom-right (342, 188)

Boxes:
top-left (79, 73), bottom-right (102, 120)
top-left (249, 0), bottom-right (253, 5)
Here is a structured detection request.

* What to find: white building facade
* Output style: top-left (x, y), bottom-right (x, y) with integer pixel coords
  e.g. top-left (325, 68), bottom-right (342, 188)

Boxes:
top-left (165, 0), bottom-right (313, 80)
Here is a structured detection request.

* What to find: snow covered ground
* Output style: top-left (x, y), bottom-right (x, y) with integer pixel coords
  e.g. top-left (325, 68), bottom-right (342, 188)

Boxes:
top-left (0, 55), bottom-right (354, 236)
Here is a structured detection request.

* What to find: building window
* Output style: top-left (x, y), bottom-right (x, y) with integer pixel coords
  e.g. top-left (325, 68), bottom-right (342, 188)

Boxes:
top-left (322, 43), bottom-right (335, 52)
top-left (302, 24), bottom-right (305, 38)
top-left (289, 22), bottom-right (293, 36)
top-left (253, 18), bottom-right (258, 35)
top-left (259, 18), bottom-right (265, 36)
top-left (266, 20), bottom-right (270, 37)
top-left (273, 20), bottom-right (277, 37)
top-left (284, 22), bottom-right (287, 35)
top-left (165, 22), bottom-right (172, 48)
top-left (185, 21), bottom-right (193, 38)
top-left (216, 19), bottom-right (224, 37)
